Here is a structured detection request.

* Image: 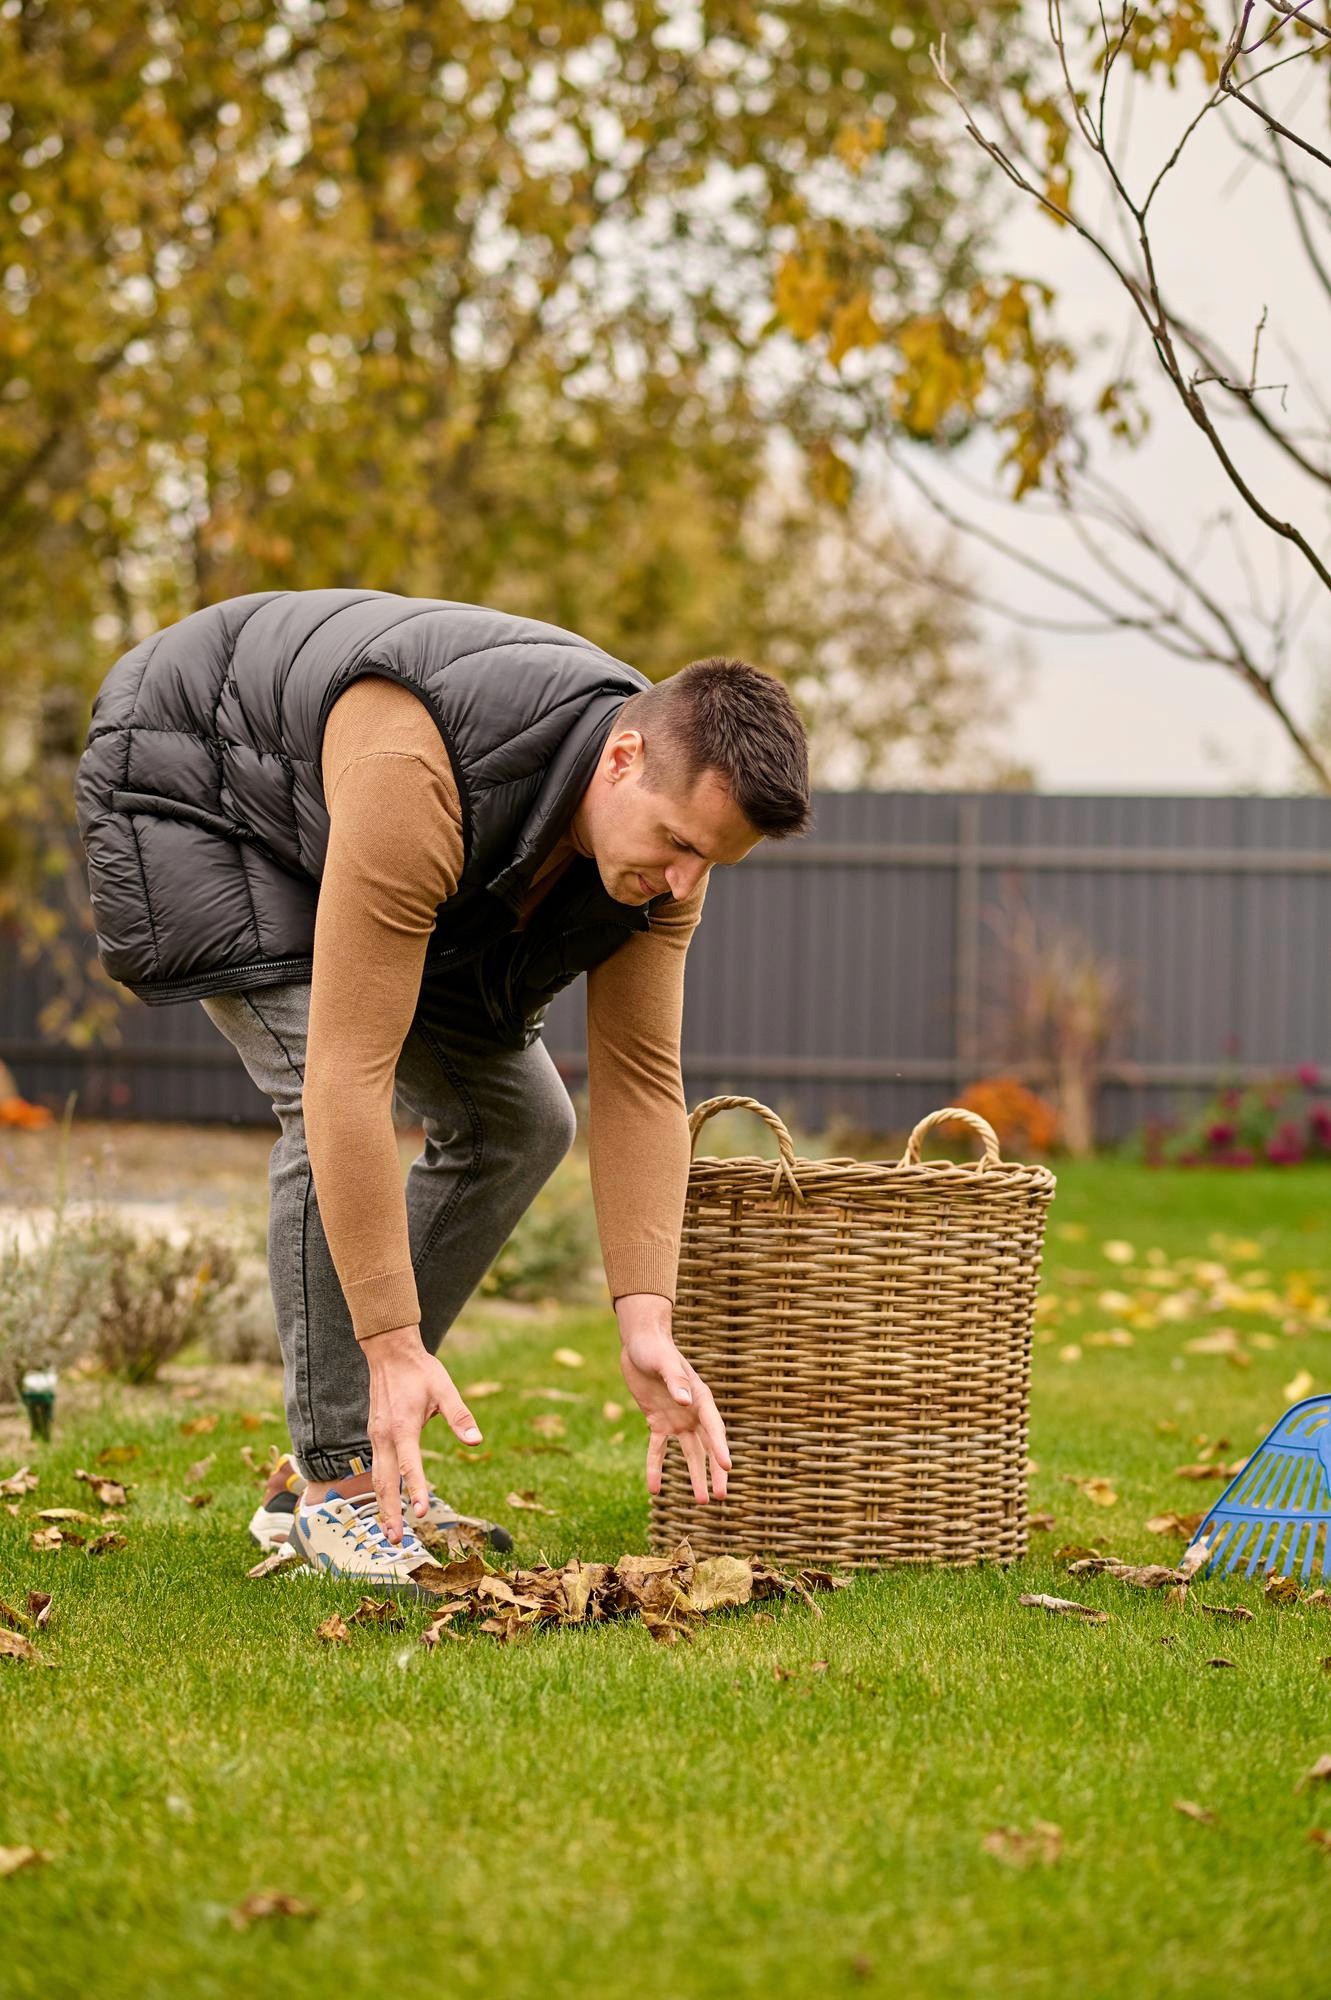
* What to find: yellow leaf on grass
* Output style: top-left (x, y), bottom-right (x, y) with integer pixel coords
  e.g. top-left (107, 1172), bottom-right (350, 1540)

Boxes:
top-left (0, 1846), bottom-right (50, 1876)
top-left (462, 1381), bottom-right (504, 1399)
top-left (1285, 1370), bottom-right (1315, 1403)
top-left (982, 1821), bottom-right (1063, 1867)
top-left (506, 1490), bottom-right (556, 1514)
top-left (1102, 1240), bottom-right (1135, 1265)
top-left (552, 1348), bottom-right (584, 1369)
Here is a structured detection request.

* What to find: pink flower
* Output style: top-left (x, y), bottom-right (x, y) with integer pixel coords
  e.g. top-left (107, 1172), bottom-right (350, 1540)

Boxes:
top-left (1298, 1064), bottom-right (1321, 1090)
top-left (1226, 1148), bottom-right (1257, 1167)
top-left (1206, 1122), bottom-right (1236, 1148)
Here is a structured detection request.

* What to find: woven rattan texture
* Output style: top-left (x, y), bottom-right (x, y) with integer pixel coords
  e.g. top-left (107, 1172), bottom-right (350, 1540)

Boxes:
top-left (649, 1099), bottom-right (1056, 1569)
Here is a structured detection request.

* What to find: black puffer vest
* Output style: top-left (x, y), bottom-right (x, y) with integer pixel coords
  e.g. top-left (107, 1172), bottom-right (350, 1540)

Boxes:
top-left (74, 589), bottom-right (669, 1047)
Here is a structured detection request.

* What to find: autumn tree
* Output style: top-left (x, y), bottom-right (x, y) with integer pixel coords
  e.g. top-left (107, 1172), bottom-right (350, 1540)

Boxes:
top-left (0, 0), bottom-right (1034, 1032)
top-left (768, 0), bottom-right (1331, 790)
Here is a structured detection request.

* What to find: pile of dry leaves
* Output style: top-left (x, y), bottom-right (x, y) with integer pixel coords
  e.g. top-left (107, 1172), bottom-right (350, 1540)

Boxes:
top-left (253, 1537), bottom-right (851, 1648)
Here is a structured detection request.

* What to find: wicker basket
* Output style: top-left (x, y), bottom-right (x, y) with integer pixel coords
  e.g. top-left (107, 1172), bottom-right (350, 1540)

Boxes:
top-left (648, 1097), bottom-right (1056, 1569)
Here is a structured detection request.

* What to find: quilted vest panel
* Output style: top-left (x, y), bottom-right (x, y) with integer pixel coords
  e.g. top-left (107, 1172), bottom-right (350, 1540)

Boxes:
top-left (74, 589), bottom-right (665, 1040)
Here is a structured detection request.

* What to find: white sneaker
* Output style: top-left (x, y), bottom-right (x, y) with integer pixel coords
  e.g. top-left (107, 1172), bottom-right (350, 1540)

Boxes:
top-left (247, 1452), bottom-right (306, 1552)
top-left (286, 1488), bottom-right (441, 1598)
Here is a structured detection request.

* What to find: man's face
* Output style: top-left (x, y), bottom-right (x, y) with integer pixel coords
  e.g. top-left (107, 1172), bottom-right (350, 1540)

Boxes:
top-left (574, 728), bottom-right (762, 905)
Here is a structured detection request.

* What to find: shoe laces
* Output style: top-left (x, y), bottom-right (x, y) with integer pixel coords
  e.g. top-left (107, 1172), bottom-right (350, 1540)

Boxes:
top-left (345, 1491), bottom-right (427, 1561)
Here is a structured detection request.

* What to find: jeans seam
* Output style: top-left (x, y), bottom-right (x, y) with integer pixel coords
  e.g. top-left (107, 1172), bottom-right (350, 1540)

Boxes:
top-left (242, 991), bottom-right (320, 1462)
top-left (410, 1021), bottom-right (487, 1274)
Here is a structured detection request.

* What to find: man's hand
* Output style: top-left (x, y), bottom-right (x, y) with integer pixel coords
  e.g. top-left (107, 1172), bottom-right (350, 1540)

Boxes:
top-left (615, 1293), bottom-right (731, 1504)
top-left (363, 1324), bottom-right (483, 1542)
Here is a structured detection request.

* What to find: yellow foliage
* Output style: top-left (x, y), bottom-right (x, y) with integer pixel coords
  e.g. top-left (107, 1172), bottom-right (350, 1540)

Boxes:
top-left (832, 117), bottom-right (888, 175)
top-left (827, 291), bottom-right (882, 368)
top-left (773, 250), bottom-right (838, 340)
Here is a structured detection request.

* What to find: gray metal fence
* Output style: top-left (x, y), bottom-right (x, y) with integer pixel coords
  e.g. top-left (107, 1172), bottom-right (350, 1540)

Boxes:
top-left (5, 790), bottom-right (1331, 1140)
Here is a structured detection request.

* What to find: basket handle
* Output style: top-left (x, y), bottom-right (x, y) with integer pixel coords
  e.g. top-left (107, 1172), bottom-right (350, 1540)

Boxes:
top-left (688, 1095), bottom-right (805, 1204)
top-left (899, 1106), bottom-right (1002, 1170)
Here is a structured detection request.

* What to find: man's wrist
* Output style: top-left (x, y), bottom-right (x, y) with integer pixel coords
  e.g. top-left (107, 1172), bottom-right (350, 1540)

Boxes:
top-left (360, 1322), bottom-right (426, 1365)
top-left (613, 1292), bottom-right (673, 1342)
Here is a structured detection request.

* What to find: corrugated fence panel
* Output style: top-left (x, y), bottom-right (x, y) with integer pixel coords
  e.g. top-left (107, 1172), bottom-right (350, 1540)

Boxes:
top-left (6, 790), bottom-right (1331, 1142)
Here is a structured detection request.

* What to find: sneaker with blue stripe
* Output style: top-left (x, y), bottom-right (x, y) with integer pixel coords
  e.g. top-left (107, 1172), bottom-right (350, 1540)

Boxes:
top-left (287, 1487), bottom-right (441, 1598)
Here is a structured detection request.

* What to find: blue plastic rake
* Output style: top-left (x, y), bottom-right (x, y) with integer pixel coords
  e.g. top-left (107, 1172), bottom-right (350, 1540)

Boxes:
top-left (1187, 1394), bottom-right (1331, 1581)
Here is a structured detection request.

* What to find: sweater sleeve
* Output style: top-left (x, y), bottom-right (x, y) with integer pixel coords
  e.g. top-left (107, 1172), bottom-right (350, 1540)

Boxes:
top-left (584, 876), bottom-right (708, 1304)
top-left (305, 683), bottom-right (463, 1340)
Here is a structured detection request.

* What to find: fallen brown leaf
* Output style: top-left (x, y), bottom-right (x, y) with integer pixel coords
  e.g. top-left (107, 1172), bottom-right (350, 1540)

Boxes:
top-left (1053, 1543), bottom-right (1107, 1562)
top-left (1308, 1828), bottom-right (1331, 1852)
top-left (238, 1413), bottom-right (264, 1431)
top-left (1298, 1755), bottom-right (1331, 1791)
top-left (73, 1469), bottom-right (128, 1507)
top-left (0, 1600), bottom-right (24, 1631)
top-left (184, 1454), bottom-right (215, 1485)
top-left (96, 1445), bottom-right (140, 1466)
top-left (0, 1629), bottom-right (49, 1666)
top-left (1175, 1463), bottom-right (1230, 1481)
top-left (462, 1381), bottom-right (504, 1398)
top-left (0, 1466), bottom-right (38, 1497)
top-left (505, 1490), bottom-right (555, 1515)
top-left (1145, 1511), bottom-right (1204, 1539)
top-left (1205, 1657), bottom-right (1237, 1669)
top-left (1266, 1574), bottom-right (1302, 1606)
top-left (1028, 1512), bottom-right (1056, 1533)
top-left (1061, 1474), bottom-right (1118, 1508)
top-left (981, 1821), bottom-right (1063, 1868)
top-left (688, 1556), bottom-right (754, 1612)
top-left (246, 1551), bottom-right (295, 1580)
top-left (30, 1527), bottom-right (69, 1551)
top-left (185, 1492), bottom-right (213, 1509)
top-left (529, 1413), bottom-right (566, 1439)
top-left (87, 1532), bottom-right (127, 1555)
top-left (316, 1614), bottom-right (350, 1645)
top-left (1172, 1799), bottom-right (1217, 1825)
top-left (1066, 1558), bottom-right (1180, 1590)
top-left (602, 1400), bottom-right (624, 1422)
top-left (178, 1416), bottom-right (218, 1437)
top-left (1019, 1593), bottom-right (1109, 1624)
top-left (36, 1509), bottom-right (93, 1524)
top-left (1176, 1540), bottom-right (1214, 1582)
top-left (0, 1846), bottom-right (50, 1876)
top-left (229, 1891), bottom-right (318, 1929)
top-left (348, 1596), bottom-right (404, 1630)
top-left (1199, 1602), bottom-right (1253, 1623)
top-left (27, 1593), bottom-right (51, 1628)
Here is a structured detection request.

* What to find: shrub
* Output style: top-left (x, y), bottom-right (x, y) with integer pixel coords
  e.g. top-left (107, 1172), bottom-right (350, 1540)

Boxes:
top-left (958, 1075), bottom-right (1060, 1156)
top-left (1155, 1068), bottom-right (1331, 1168)
top-left (89, 1219), bottom-right (249, 1383)
top-left (0, 1208), bottom-right (114, 1401)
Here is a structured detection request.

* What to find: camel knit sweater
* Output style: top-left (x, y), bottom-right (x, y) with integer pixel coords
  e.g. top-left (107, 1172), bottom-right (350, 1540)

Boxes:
top-left (304, 676), bottom-right (706, 1341)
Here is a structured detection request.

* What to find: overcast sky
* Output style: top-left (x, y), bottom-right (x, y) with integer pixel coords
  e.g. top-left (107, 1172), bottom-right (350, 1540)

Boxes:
top-left (920, 23), bottom-right (1331, 794)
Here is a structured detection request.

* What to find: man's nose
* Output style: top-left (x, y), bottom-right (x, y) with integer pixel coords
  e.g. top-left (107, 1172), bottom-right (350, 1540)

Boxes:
top-left (665, 857), bottom-right (707, 900)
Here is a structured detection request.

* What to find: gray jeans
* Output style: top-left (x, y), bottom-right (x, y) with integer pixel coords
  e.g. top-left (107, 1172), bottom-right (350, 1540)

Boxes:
top-left (200, 981), bottom-right (577, 1481)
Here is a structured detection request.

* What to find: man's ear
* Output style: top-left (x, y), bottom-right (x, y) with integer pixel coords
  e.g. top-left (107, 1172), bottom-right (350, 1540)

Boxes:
top-left (607, 728), bottom-right (644, 780)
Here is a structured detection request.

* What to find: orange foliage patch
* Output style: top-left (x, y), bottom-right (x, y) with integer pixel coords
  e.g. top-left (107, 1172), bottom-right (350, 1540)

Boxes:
top-left (958, 1076), bottom-right (1059, 1156)
top-left (0, 1096), bottom-right (54, 1131)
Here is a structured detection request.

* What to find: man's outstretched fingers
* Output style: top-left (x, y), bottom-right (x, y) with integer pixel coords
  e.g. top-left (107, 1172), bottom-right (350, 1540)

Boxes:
top-left (398, 1435), bottom-right (432, 1523)
top-left (679, 1429), bottom-right (710, 1505)
top-left (645, 1430), bottom-right (668, 1496)
top-left (374, 1438), bottom-right (404, 1543)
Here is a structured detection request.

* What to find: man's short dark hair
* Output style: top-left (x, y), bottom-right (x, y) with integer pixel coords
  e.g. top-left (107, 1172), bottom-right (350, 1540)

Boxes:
top-left (618, 657), bottom-right (812, 840)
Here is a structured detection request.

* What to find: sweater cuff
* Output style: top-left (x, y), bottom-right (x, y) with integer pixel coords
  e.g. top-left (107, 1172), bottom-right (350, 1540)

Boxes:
top-left (345, 1269), bottom-right (422, 1343)
top-left (602, 1242), bottom-right (679, 1306)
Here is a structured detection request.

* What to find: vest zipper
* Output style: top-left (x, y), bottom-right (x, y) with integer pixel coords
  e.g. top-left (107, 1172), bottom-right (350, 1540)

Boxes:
top-left (135, 955), bottom-right (315, 1001)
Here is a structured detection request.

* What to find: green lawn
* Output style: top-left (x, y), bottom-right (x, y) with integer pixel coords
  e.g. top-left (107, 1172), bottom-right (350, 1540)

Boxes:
top-left (5, 1157), bottom-right (1331, 1999)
